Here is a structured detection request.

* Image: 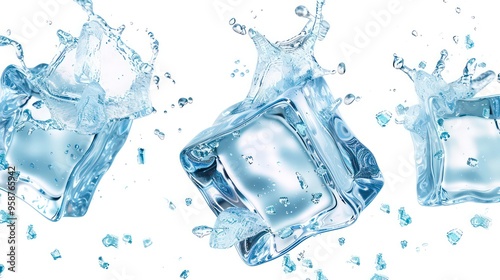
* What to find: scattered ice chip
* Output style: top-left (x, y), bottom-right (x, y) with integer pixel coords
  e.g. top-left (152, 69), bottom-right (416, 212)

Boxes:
top-left (465, 34), bottom-right (474, 49)
top-left (169, 201), bottom-right (176, 210)
top-left (185, 198), bottom-right (193, 206)
top-left (376, 110), bottom-right (392, 127)
top-left (470, 214), bottom-right (491, 229)
top-left (371, 274), bottom-right (389, 280)
top-left (232, 23), bottom-right (247, 35)
top-left (192, 226), bottom-right (213, 238)
top-left (209, 207), bottom-right (269, 249)
top-left (447, 228), bottom-right (463, 245)
top-left (316, 269), bottom-right (328, 280)
top-left (51, 249), bottom-right (62, 260)
top-left (102, 234), bottom-right (119, 248)
top-left (180, 269), bottom-right (190, 279)
top-left (398, 207), bottom-right (412, 226)
top-left (311, 193), bottom-right (323, 204)
top-left (380, 203), bottom-right (390, 214)
top-left (282, 254), bottom-right (296, 273)
top-left (122, 234), bottom-right (133, 244)
top-left (279, 197), bottom-right (290, 207)
top-left (266, 205), bottom-right (277, 215)
top-left (27, 224), bottom-right (37, 240)
top-left (143, 238), bottom-right (153, 248)
top-left (349, 256), bottom-right (361, 266)
top-left (375, 253), bottom-right (386, 270)
top-left (401, 240), bottom-right (408, 249)
top-left (343, 93), bottom-right (356, 105)
top-left (137, 148), bottom-right (145, 164)
top-left (466, 157), bottom-right (478, 167)
top-left (154, 129), bottom-right (165, 140)
top-left (302, 258), bottom-right (313, 268)
top-left (418, 61), bottom-right (427, 69)
top-left (0, 210), bottom-right (13, 224)
top-left (278, 227), bottom-right (294, 239)
top-left (337, 62), bottom-right (346, 75)
top-left (0, 264), bottom-right (4, 275)
top-left (296, 172), bottom-right (308, 189)
top-left (338, 237), bottom-right (346, 246)
top-left (98, 256), bottom-right (109, 269)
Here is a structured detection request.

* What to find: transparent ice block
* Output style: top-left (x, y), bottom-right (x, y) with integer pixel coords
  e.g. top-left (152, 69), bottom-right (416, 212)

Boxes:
top-left (0, 0), bottom-right (158, 221)
top-left (394, 50), bottom-right (500, 205)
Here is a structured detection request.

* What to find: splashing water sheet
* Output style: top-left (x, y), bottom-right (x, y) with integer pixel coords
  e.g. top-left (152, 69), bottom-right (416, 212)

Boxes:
top-left (1, 0), bottom-right (500, 279)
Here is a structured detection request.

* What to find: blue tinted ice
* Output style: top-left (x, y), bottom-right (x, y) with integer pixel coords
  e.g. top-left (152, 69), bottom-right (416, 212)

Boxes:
top-left (180, 269), bottom-right (190, 279)
top-left (316, 269), bottom-right (328, 280)
top-left (375, 253), bottom-right (386, 270)
top-left (0, 0), bottom-right (157, 221)
top-left (192, 225), bottom-right (213, 238)
top-left (143, 238), bottom-right (153, 248)
top-left (98, 256), bottom-right (109, 269)
top-left (446, 228), bottom-right (463, 245)
top-left (394, 50), bottom-right (500, 205)
top-left (180, 0), bottom-right (383, 266)
top-left (380, 203), bottom-right (390, 214)
top-left (282, 254), bottom-right (296, 273)
top-left (209, 207), bottom-right (268, 249)
top-left (51, 249), bottom-right (62, 260)
top-left (470, 214), bottom-right (490, 229)
top-left (26, 224), bottom-right (37, 240)
top-left (102, 234), bottom-right (119, 248)
top-left (349, 256), bottom-right (361, 266)
top-left (371, 274), bottom-right (389, 280)
top-left (398, 207), bottom-right (412, 226)
top-left (400, 240), bottom-right (408, 249)
top-left (122, 234), bottom-right (133, 244)
top-left (338, 237), bottom-right (346, 246)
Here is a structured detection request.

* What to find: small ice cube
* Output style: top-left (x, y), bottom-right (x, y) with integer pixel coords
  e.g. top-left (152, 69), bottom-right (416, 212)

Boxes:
top-left (102, 234), bottom-right (119, 248)
top-left (447, 228), bottom-right (463, 245)
top-left (185, 198), bottom-right (193, 206)
top-left (371, 274), bottom-right (389, 280)
top-left (302, 258), bottom-right (313, 268)
top-left (316, 269), bottom-right (328, 280)
top-left (51, 249), bottom-right (62, 260)
top-left (398, 207), bottom-right (412, 226)
top-left (466, 157), bottom-right (478, 167)
top-left (0, 210), bottom-right (12, 223)
top-left (137, 148), bottom-right (145, 164)
top-left (400, 240), bottom-right (408, 249)
top-left (465, 34), bottom-right (474, 49)
top-left (376, 110), bottom-right (392, 127)
top-left (143, 238), bottom-right (153, 248)
top-left (209, 207), bottom-right (268, 249)
top-left (375, 253), bottom-right (386, 270)
top-left (122, 234), bottom-right (133, 244)
top-left (350, 256), bottom-right (361, 266)
top-left (470, 214), bottom-right (491, 229)
top-left (98, 256), bottom-right (109, 269)
top-left (180, 269), bottom-right (190, 279)
top-left (380, 203), bottom-right (390, 214)
top-left (282, 254), bottom-right (296, 273)
top-left (338, 237), bottom-right (346, 246)
top-left (27, 224), bottom-right (37, 240)
top-left (192, 225), bottom-right (213, 238)
top-left (418, 61), bottom-right (427, 69)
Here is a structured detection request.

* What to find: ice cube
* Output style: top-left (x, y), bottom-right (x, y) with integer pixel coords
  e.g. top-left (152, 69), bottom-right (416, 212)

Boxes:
top-left (102, 234), bottom-right (119, 248)
top-left (447, 228), bottom-right (463, 245)
top-left (375, 253), bottom-right (386, 270)
top-left (282, 254), bottom-right (296, 273)
top-left (470, 214), bottom-right (491, 229)
top-left (51, 249), bottom-right (62, 260)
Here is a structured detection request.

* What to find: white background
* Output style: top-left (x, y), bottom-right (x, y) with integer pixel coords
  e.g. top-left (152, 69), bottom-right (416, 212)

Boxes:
top-left (1, 0), bottom-right (500, 279)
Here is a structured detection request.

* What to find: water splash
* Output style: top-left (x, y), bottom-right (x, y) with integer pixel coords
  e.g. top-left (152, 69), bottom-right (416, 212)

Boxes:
top-left (0, 0), bottom-right (158, 220)
top-left (235, 0), bottom-right (332, 112)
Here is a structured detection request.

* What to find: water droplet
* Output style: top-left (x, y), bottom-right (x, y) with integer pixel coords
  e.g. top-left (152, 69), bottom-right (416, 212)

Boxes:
top-left (311, 193), bottom-right (322, 204)
top-left (343, 93), bottom-right (356, 105)
top-left (154, 129), bottom-right (165, 140)
top-left (230, 73), bottom-right (235, 78)
top-left (232, 24), bottom-right (247, 35)
top-left (153, 75), bottom-right (160, 88)
top-left (229, 18), bottom-right (236, 25)
top-left (440, 131), bottom-right (450, 141)
top-left (192, 225), bottom-right (213, 238)
top-left (6, 29), bottom-right (11, 36)
top-left (279, 197), bottom-right (290, 207)
top-left (178, 98), bottom-right (188, 108)
top-left (295, 5), bottom-right (310, 18)
top-left (453, 35), bottom-right (459, 44)
top-left (455, 7), bottom-right (461, 14)
top-left (296, 172), bottom-right (308, 189)
top-left (337, 62), bottom-right (346, 75)
top-left (465, 34), bottom-right (474, 49)
top-left (188, 97), bottom-right (193, 104)
top-left (185, 198), bottom-right (192, 206)
top-left (411, 30), bottom-right (418, 37)
top-left (242, 155), bottom-right (254, 164)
